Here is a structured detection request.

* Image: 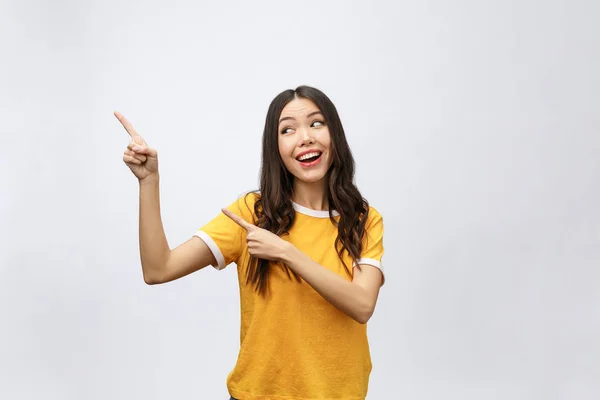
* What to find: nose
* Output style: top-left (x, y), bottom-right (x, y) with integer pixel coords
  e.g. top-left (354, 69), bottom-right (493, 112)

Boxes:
top-left (299, 127), bottom-right (315, 146)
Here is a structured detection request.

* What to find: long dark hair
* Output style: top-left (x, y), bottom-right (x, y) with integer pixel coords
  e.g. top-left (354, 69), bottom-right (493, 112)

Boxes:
top-left (245, 85), bottom-right (370, 295)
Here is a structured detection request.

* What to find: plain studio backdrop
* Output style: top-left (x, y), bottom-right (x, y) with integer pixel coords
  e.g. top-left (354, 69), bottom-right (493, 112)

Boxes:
top-left (0, 0), bottom-right (598, 399)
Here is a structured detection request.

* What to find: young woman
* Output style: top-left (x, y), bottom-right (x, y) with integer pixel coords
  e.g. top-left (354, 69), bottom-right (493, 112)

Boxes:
top-left (117, 86), bottom-right (385, 400)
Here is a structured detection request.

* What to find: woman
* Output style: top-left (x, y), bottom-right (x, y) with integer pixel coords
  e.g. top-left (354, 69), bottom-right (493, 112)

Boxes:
top-left (117, 86), bottom-right (385, 400)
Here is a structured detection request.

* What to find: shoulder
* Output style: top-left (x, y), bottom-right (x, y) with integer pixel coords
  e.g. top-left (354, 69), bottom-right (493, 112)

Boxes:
top-left (365, 205), bottom-right (383, 225)
top-left (367, 205), bottom-right (382, 218)
top-left (236, 190), bottom-right (260, 208)
top-left (229, 191), bottom-right (261, 221)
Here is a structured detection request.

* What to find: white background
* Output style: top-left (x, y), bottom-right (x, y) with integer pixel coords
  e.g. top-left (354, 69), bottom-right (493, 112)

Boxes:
top-left (1, 0), bottom-right (598, 399)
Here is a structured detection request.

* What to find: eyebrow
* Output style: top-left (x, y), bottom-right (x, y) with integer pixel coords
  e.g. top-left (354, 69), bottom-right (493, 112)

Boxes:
top-left (279, 110), bottom-right (324, 124)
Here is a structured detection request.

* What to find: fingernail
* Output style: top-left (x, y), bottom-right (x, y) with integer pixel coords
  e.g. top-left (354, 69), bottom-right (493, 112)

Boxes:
top-left (133, 146), bottom-right (142, 152)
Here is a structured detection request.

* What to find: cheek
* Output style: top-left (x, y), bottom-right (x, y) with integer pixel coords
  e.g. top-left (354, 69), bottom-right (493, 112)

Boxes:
top-left (318, 129), bottom-right (332, 153)
top-left (278, 137), bottom-right (295, 164)
top-left (320, 130), bottom-right (333, 168)
top-left (277, 137), bottom-right (287, 158)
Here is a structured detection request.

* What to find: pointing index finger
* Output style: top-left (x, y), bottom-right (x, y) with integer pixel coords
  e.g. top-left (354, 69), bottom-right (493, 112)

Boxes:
top-left (114, 111), bottom-right (143, 141)
top-left (221, 208), bottom-right (254, 231)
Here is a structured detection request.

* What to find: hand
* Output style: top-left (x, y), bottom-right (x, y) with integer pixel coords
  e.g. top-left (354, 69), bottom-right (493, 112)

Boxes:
top-left (115, 111), bottom-right (159, 182)
top-left (221, 208), bottom-right (291, 262)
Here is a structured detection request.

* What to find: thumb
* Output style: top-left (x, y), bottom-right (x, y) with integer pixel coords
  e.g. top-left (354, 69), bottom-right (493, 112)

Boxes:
top-left (132, 145), bottom-right (158, 158)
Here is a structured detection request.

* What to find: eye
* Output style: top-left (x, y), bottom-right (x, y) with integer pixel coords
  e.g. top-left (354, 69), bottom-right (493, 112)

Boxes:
top-left (311, 120), bottom-right (325, 128)
top-left (281, 127), bottom-right (294, 134)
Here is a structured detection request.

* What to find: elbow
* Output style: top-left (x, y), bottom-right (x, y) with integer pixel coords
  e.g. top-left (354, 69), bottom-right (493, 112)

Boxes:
top-left (347, 288), bottom-right (377, 324)
top-left (354, 310), bottom-right (373, 324)
top-left (143, 269), bottom-right (165, 285)
top-left (143, 274), bottom-right (159, 285)
top-left (142, 254), bottom-right (171, 285)
top-left (353, 302), bottom-right (375, 324)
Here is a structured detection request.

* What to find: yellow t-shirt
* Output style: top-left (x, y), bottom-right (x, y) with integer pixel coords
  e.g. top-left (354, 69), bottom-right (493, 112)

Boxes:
top-left (195, 192), bottom-right (385, 400)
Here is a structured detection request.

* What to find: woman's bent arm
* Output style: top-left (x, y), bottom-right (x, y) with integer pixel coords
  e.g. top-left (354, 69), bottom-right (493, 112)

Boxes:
top-left (138, 175), bottom-right (216, 284)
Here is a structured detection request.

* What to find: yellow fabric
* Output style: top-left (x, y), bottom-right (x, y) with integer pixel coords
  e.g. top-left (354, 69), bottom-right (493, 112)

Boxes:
top-left (198, 192), bottom-right (385, 400)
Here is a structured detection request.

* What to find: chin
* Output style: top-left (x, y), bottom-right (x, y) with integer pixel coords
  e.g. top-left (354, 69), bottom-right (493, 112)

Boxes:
top-left (293, 170), bottom-right (329, 184)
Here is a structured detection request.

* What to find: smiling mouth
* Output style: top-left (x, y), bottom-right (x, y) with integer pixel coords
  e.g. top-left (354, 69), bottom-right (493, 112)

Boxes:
top-left (297, 154), bottom-right (321, 163)
top-left (296, 152), bottom-right (323, 167)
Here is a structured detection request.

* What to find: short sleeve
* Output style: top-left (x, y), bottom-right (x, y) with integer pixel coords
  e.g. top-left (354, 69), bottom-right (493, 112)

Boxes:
top-left (194, 193), bottom-right (257, 270)
top-left (355, 207), bottom-right (385, 284)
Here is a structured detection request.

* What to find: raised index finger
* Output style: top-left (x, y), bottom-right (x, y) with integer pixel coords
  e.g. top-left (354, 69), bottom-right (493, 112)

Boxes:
top-left (221, 208), bottom-right (254, 231)
top-left (114, 111), bottom-right (142, 140)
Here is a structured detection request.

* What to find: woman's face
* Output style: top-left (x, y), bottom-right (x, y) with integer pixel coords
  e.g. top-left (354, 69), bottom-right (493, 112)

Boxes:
top-left (277, 97), bottom-right (332, 184)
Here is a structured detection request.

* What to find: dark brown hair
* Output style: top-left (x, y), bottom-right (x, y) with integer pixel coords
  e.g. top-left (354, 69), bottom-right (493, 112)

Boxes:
top-left (245, 85), bottom-right (369, 295)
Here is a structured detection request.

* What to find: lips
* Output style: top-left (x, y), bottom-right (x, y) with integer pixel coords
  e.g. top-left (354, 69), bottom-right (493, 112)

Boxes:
top-left (295, 149), bottom-right (322, 162)
top-left (296, 152), bottom-right (323, 167)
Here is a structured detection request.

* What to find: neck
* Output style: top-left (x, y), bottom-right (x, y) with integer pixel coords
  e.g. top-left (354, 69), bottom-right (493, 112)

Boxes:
top-left (292, 178), bottom-right (329, 211)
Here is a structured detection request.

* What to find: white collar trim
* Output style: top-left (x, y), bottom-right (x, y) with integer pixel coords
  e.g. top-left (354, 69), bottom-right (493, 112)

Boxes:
top-left (292, 201), bottom-right (339, 218)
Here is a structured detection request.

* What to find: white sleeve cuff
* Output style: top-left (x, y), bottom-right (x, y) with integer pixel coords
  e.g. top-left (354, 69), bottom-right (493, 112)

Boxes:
top-left (355, 258), bottom-right (385, 285)
top-left (194, 231), bottom-right (226, 270)
top-left (355, 258), bottom-right (383, 272)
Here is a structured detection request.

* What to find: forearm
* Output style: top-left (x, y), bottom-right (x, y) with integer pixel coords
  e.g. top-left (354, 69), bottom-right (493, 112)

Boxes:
top-left (138, 175), bottom-right (170, 283)
top-left (281, 245), bottom-right (374, 324)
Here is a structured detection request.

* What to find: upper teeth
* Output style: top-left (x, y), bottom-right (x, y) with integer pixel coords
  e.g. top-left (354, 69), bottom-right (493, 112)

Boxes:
top-left (298, 152), bottom-right (320, 161)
